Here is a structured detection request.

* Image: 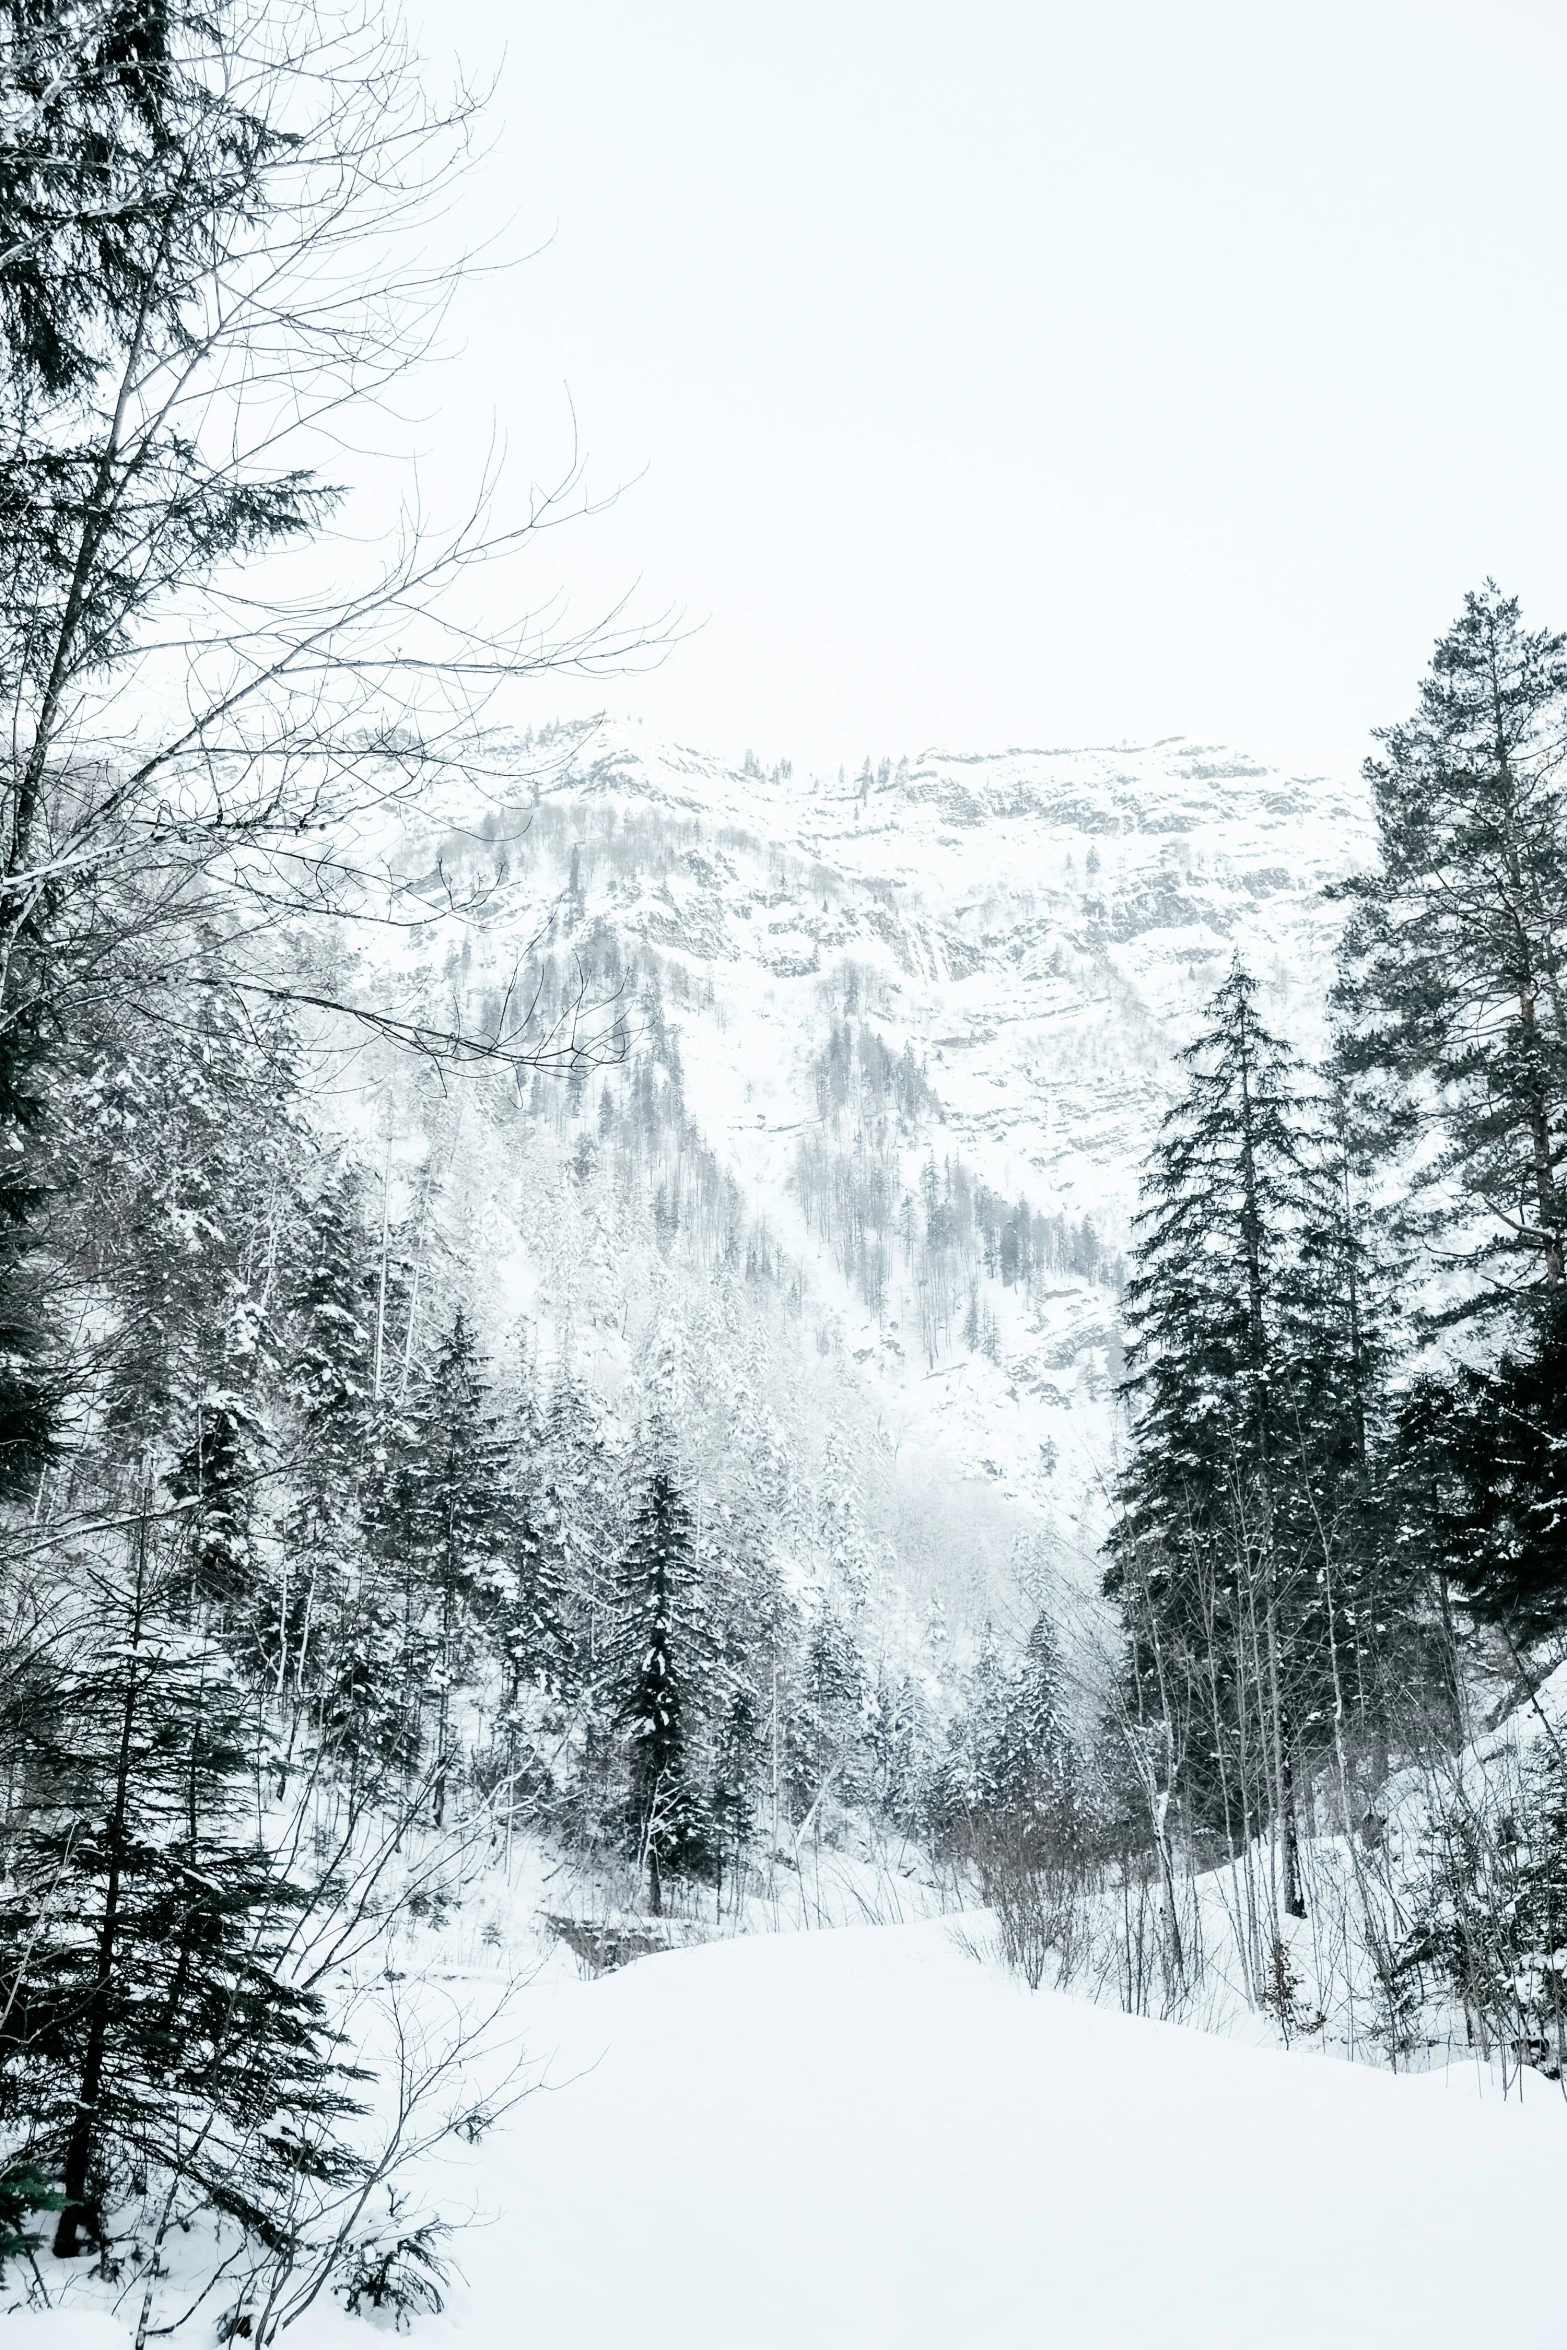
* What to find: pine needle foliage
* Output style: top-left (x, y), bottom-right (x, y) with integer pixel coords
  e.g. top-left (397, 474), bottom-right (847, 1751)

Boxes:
top-left (1334, 582), bottom-right (1567, 1316)
top-left (1335, 587), bottom-right (1567, 1630)
top-left (605, 1466), bottom-right (711, 1912)
top-left (1108, 962), bottom-right (1398, 1914)
top-left (0, 1526), bottom-right (358, 2262)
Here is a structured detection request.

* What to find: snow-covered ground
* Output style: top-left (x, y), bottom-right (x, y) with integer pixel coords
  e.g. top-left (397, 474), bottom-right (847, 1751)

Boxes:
top-left (255, 1916), bottom-right (1567, 2350)
top-left (297, 1916), bottom-right (1567, 2350)
top-left (25, 1636), bottom-right (1565, 2348)
top-left (20, 1910), bottom-right (1567, 2350)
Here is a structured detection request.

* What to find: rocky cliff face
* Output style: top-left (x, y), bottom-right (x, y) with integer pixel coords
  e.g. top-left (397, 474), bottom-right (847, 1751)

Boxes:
top-left (541, 725), bottom-right (1364, 1193)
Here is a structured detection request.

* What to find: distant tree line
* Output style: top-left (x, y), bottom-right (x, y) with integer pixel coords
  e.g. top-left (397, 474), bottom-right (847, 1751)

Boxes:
top-left (795, 1013), bottom-right (1122, 1360)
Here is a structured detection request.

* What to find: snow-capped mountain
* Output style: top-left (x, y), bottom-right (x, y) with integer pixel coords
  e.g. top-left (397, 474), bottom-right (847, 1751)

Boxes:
top-left (393, 721), bottom-right (1372, 1624)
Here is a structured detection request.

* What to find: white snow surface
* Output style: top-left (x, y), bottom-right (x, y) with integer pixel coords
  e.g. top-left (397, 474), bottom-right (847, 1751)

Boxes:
top-left (283, 1917), bottom-right (1567, 2350)
top-left (2, 2323), bottom-right (132, 2350)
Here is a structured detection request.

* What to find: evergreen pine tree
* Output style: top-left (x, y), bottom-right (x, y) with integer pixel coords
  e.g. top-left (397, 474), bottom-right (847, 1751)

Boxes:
top-left (492, 1500), bottom-right (576, 1707)
top-left (373, 1311), bottom-right (506, 1826)
top-left (534, 1372), bottom-right (618, 1678)
top-left (606, 1466), bottom-right (710, 1913)
top-left (279, 1164), bottom-right (378, 1707)
top-left (865, 1663), bottom-right (929, 1841)
top-left (1335, 586), bottom-right (1567, 1631)
top-left (796, 1599), bottom-right (866, 1822)
top-left (1334, 582), bottom-right (1567, 1635)
top-left (1107, 961), bottom-right (1363, 1917)
top-left (0, 1526), bottom-right (352, 2261)
top-left (287, 1167), bottom-right (376, 1485)
top-left (168, 1388), bottom-right (265, 1623)
top-left (1001, 1613), bottom-right (1071, 1817)
top-left (709, 1678), bottom-right (762, 1914)
top-left (1335, 583), bottom-right (1567, 1310)
top-left (0, 932), bottom-right (60, 1500)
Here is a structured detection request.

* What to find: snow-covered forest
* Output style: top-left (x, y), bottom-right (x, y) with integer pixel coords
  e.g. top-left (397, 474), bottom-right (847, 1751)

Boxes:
top-left (5, 0), bottom-right (1567, 2345)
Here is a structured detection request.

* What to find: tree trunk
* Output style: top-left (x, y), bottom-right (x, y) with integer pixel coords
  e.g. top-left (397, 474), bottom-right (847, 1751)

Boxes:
top-left (1504, 791), bottom-right (1563, 1282)
top-left (1278, 1728), bottom-right (1306, 1920)
top-left (54, 1567), bottom-right (146, 2257)
top-left (1264, 1570), bottom-right (1306, 1921)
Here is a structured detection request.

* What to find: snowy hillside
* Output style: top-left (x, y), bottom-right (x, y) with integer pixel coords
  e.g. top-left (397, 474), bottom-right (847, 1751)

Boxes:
top-left (389, 721), bottom-right (1370, 1618)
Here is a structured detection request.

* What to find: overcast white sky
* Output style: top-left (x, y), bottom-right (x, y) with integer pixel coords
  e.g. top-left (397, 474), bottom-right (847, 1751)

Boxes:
top-left (396, 0), bottom-right (1567, 781)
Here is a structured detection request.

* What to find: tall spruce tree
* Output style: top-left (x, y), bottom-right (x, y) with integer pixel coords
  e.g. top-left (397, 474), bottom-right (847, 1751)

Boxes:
top-left (1288, 1084), bottom-right (1418, 1773)
top-left (795, 1599), bottom-right (866, 1822)
top-left (709, 1677), bottom-right (763, 1914)
top-left (1336, 586), bottom-right (1567, 1633)
top-left (1335, 584), bottom-right (1567, 1307)
top-left (279, 1165), bottom-right (378, 1707)
top-left (380, 1312), bottom-right (507, 1829)
top-left (866, 1662), bottom-right (929, 1842)
top-left (1108, 961), bottom-right (1372, 1917)
top-left (1002, 1612), bottom-right (1082, 1856)
top-left (606, 1466), bottom-right (710, 1914)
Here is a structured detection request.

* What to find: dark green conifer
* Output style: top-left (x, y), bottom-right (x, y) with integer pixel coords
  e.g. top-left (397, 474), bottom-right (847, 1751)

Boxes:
top-left (1336, 586), bottom-right (1567, 1634)
top-left (1107, 961), bottom-right (1378, 1916)
top-left (0, 1528), bottom-right (353, 2262)
top-left (1335, 583), bottom-right (1567, 1314)
top-left (606, 1466), bottom-right (710, 1913)
top-left (710, 1678), bottom-right (763, 1912)
top-left (380, 1311), bottom-right (507, 1828)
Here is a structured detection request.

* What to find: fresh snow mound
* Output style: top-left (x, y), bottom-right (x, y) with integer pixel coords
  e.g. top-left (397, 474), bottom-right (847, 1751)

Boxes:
top-left (297, 1918), bottom-right (1567, 2350)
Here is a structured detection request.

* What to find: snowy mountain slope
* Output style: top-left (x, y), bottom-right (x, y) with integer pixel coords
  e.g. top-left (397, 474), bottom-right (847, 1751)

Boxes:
top-left (366, 721), bottom-right (1370, 1629)
top-left (511, 726), bottom-right (1364, 1189)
